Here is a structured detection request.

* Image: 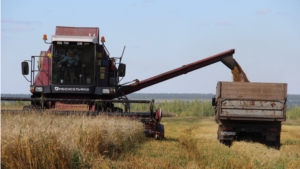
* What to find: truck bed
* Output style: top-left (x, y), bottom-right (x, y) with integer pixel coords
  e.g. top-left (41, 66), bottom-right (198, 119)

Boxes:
top-left (215, 82), bottom-right (287, 121)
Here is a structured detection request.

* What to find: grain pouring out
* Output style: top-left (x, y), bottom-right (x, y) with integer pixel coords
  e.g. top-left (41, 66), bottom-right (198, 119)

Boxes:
top-left (231, 59), bottom-right (250, 82)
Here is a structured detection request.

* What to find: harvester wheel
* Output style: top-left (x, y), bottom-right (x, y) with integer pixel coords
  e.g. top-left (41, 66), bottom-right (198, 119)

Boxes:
top-left (114, 107), bottom-right (123, 113)
top-left (23, 105), bottom-right (41, 111)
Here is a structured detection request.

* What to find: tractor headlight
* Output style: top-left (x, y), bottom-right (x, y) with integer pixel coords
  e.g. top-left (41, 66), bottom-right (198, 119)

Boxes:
top-left (35, 87), bottom-right (43, 92)
top-left (102, 89), bottom-right (110, 94)
top-left (102, 88), bottom-right (115, 94)
top-left (30, 86), bottom-right (34, 93)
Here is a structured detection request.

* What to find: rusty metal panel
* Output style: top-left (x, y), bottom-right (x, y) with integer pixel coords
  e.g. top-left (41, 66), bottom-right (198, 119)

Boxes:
top-left (217, 82), bottom-right (287, 100)
top-left (216, 82), bottom-right (287, 121)
top-left (218, 98), bottom-right (286, 121)
top-left (55, 26), bottom-right (99, 37)
top-left (221, 100), bottom-right (285, 110)
top-left (220, 109), bottom-right (284, 119)
top-left (216, 81), bottom-right (222, 98)
top-left (55, 102), bottom-right (89, 111)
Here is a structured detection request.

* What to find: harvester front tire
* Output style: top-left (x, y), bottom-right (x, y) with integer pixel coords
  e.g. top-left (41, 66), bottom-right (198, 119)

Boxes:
top-left (23, 105), bottom-right (41, 112)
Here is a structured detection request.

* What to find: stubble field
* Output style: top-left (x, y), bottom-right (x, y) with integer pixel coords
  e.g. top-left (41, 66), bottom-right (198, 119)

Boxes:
top-left (1, 113), bottom-right (300, 169)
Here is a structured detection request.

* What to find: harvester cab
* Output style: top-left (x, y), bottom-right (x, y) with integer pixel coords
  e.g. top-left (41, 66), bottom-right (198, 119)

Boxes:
top-left (21, 26), bottom-right (126, 101)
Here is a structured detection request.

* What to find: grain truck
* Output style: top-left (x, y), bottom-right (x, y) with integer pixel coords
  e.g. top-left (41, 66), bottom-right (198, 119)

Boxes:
top-left (212, 82), bottom-right (287, 149)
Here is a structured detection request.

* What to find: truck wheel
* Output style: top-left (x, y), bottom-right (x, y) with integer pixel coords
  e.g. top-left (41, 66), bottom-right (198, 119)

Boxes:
top-left (266, 135), bottom-right (280, 150)
top-left (23, 105), bottom-right (41, 111)
top-left (114, 107), bottom-right (123, 112)
top-left (274, 135), bottom-right (281, 150)
top-left (220, 140), bottom-right (232, 147)
top-left (217, 126), bottom-right (222, 140)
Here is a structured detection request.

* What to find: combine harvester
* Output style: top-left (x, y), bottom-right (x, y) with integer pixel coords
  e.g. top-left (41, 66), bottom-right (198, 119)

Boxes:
top-left (2, 26), bottom-right (243, 139)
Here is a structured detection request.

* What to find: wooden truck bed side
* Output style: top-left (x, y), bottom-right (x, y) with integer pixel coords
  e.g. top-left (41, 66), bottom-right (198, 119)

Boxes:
top-left (215, 82), bottom-right (287, 121)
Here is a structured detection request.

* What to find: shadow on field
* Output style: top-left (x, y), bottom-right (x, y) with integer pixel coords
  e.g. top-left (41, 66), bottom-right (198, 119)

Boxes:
top-left (164, 137), bottom-right (179, 142)
top-left (234, 132), bottom-right (281, 150)
top-left (236, 132), bottom-right (263, 142)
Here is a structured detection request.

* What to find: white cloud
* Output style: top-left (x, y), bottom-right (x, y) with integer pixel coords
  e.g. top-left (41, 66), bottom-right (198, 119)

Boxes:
top-left (1, 18), bottom-right (42, 25)
top-left (2, 26), bottom-right (34, 31)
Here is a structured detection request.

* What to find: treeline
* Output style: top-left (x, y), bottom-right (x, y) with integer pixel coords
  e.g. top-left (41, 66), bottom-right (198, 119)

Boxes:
top-left (129, 100), bottom-right (300, 119)
top-left (2, 93), bottom-right (300, 106)
top-left (287, 107), bottom-right (300, 120)
top-left (130, 100), bottom-right (215, 117)
top-left (127, 93), bottom-right (215, 101)
top-left (1, 93), bottom-right (215, 100)
top-left (2, 98), bottom-right (300, 119)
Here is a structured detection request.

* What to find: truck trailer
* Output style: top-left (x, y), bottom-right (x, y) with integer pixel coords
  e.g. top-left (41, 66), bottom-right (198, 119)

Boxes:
top-left (212, 81), bottom-right (287, 149)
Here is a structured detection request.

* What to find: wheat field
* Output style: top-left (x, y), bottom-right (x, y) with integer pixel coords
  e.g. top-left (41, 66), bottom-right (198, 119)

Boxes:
top-left (1, 113), bottom-right (300, 169)
top-left (1, 112), bottom-right (146, 169)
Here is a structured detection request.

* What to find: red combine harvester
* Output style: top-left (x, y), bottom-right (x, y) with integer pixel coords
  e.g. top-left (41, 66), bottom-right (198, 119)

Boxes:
top-left (2, 26), bottom-right (240, 139)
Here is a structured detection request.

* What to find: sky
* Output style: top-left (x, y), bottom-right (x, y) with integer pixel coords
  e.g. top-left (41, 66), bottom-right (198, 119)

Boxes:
top-left (1, 0), bottom-right (300, 94)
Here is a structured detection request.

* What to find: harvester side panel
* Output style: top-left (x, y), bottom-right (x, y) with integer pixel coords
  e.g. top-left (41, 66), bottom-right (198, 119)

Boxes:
top-left (33, 49), bottom-right (52, 86)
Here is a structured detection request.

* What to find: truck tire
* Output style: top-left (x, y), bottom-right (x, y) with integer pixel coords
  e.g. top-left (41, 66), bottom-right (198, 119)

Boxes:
top-left (218, 126), bottom-right (233, 147)
top-left (220, 140), bottom-right (232, 147)
top-left (217, 126), bottom-right (220, 140)
top-left (275, 135), bottom-right (281, 150)
top-left (266, 135), bottom-right (280, 150)
top-left (23, 105), bottom-right (41, 111)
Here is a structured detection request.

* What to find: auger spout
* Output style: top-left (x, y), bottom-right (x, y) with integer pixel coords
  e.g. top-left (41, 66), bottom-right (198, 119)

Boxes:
top-left (118, 49), bottom-right (239, 96)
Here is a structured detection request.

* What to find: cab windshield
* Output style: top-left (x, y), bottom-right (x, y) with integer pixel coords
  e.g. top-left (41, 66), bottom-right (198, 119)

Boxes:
top-left (52, 42), bottom-right (95, 85)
